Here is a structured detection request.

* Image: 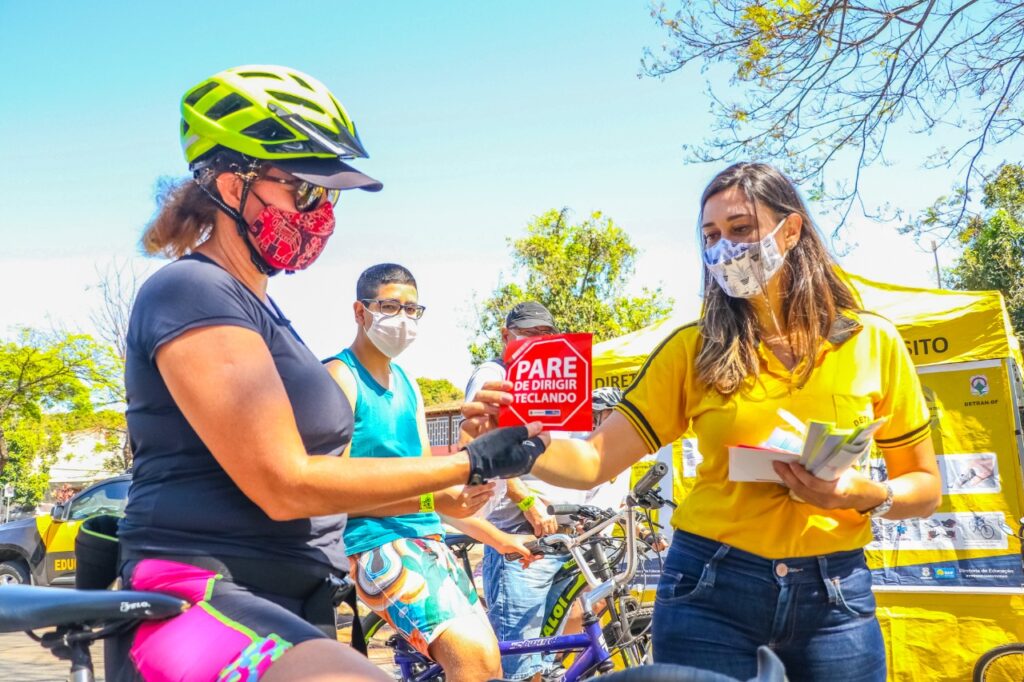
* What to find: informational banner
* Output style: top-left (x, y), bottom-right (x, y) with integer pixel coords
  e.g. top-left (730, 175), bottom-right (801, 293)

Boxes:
top-left (499, 333), bottom-right (592, 431)
top-left (866, 359), bottom-right (1024, 590)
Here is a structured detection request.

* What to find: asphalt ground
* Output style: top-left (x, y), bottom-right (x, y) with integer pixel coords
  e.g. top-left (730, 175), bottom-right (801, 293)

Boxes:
top-left (0, 624), bottom-right (395, 681)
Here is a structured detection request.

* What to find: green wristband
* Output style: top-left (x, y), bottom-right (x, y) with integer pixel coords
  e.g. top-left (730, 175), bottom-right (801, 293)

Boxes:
top-left (517, 495), bottom-right (536, 512)
top-left (419, 493), bottom-right (435, 513)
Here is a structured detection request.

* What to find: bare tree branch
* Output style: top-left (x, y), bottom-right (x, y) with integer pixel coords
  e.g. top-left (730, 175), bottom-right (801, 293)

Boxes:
top-left (644, 0), bottom-right (1024, 237)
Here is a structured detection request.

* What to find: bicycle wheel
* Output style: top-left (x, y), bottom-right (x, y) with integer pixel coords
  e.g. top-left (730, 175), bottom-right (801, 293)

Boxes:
top-left (596, 663), bottom-right (736, 681)
top-left (974, 643), bottom-right (1024, 682)
top-left (360, 612), bottom-right (442, 680)
top-left (598, 596), bottom-right (654, 668)
top-left (979, 523), bottom-right (997, 541)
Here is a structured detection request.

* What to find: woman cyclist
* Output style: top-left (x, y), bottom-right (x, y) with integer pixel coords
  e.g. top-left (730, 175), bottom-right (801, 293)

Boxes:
top-left (108, 65), bottom-right (544, 682)
top-left (464, 162), bottom-right (941, 681)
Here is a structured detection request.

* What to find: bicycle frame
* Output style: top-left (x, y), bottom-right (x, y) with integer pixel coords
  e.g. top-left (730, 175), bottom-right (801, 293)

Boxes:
top-left (388, 506), bottom-right (645, 681)
top-left (393, 619), bottom-right (610, 682)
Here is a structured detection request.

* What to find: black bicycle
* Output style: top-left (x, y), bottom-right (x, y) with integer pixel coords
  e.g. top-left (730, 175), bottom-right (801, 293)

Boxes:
top-left (0, 585), bottom-right (187, 682)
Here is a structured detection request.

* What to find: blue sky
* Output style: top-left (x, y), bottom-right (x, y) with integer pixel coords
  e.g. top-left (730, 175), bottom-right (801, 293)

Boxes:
top-left (2, 1), bottom-right (1018, 384)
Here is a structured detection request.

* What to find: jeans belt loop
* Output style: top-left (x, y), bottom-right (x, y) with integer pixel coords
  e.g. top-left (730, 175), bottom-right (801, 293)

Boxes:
top-left (817, 555), bottom-right (840, 605)
top-left (702, 544), bottom-right (731, 588)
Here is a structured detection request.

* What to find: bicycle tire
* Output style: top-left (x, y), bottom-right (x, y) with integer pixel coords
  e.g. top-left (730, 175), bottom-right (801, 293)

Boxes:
top-left (980, 523), bottom-right (996, 541)
top-left (595, 663), bottom-right (737, 681)
top-left (361, 611), bottom-right (388, 644)
top-left (974, 643), bottom-right (1024, 682)
top-left (598, 598), bottom-right (654, 669)
top-left (360, 613), bottom-right (441, 681)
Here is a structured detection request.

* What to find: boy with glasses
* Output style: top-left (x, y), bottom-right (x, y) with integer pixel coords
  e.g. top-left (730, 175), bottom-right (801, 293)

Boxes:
top-left (325, 264), bottom-right (536, 682)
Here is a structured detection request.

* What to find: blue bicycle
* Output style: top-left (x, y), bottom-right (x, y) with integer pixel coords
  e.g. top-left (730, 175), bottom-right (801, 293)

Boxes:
top-left (370, 464), bottom-right (672, 681)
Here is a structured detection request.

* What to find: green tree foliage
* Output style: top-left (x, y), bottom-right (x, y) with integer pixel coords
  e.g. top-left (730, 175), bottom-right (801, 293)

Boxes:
top-left (946, 164), bottom-right (1024, 341)
top-left (0, 330), bottom-right (121, 506)
top-left (645, 1), bottom-right (1024, 232)
top-left (3, 415), bottom-right (64, 507)
top-left (467, 209), bottom-right (673, 364)
top-left (415, 378), bottom-right (463, 406)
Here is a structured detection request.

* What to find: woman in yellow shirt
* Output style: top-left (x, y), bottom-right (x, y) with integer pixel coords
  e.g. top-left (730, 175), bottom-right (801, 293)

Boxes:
top-left (463, 162), bottom-right (940, 681)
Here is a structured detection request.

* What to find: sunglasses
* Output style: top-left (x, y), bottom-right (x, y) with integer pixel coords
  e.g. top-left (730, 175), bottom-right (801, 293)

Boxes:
top-left (361, 298), bottom-right (427, 320)
top-left (257, 173), bottom-right (340, 212)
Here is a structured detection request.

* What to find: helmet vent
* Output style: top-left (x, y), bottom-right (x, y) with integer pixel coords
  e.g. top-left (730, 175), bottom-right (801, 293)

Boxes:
top-left (290, 73), bottom-right (314, 91)
top-left (206, 93), bottom-right (254, 120)
top-left (239, 71), bottom-right (283, 79)
top-left (184, 82), bottom-right (218, 107)
top-left (241, 118), bottom-right (295, 141)
top-left (328, 95), bottom-right (349, 123)
top-left (267, 91), bottom-right (326, 115)
top-left (181, 119), bottom-right (190, 136)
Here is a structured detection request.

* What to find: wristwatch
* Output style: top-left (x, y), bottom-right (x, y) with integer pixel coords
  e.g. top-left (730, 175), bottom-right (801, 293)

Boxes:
top-left (866, 483), bottom-right (894, 518)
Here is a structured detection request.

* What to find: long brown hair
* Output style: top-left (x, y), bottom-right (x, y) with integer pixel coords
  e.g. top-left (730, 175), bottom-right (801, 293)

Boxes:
top-left (695, 162), bottom-right (858, 394)
top-left (140, 177), bottom-right (218, 258)
top-left (141, 151), bottom-right (257, 258)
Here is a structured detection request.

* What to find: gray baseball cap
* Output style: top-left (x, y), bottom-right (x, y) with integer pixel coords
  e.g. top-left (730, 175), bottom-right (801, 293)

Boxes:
top-left (505, 301), bottom-right (557, 330)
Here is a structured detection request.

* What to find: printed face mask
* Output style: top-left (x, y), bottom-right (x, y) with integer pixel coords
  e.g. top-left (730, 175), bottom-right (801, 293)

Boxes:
top-left (365, 309), bottom-right (418, 358)
top-left (247, 200), bottom-right (336, 272)
top-left (703, 217), bottom-right (787, 298)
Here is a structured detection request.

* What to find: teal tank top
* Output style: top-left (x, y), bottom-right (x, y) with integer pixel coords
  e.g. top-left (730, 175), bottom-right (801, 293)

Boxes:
top-left (336, 348), bottom-right (444, 555)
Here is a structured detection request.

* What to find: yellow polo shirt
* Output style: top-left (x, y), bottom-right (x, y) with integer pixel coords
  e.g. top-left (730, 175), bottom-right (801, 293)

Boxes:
top-left (616, 312), bottom-right (930, 559)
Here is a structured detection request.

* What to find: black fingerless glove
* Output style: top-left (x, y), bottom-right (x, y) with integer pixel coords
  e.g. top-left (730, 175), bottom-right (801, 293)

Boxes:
top-left (464, 426), bottom-right (547, 485)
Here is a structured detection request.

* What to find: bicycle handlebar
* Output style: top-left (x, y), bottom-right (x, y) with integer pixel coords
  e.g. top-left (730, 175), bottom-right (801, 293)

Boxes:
top-left (548, 503), bottom-right (583, 516)
top-left (632, 462), bottom-right (668, 499)
top-left (503, 538), bottom-right (563, 561)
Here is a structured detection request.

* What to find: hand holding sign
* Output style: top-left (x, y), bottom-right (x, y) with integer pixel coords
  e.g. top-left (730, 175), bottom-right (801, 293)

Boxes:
top-left (499, 333), bottom-right (593, 432)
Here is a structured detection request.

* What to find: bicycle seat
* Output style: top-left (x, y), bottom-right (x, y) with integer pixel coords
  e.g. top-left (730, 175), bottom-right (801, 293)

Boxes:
top-left (0, 585), bottom-right (188, 632)
top-left (445, 533), bottom-right (477, 548)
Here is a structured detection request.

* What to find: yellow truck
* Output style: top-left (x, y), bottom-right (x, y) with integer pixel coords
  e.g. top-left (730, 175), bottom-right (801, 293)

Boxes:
top-left (0, 474), bottom-right (129, 586)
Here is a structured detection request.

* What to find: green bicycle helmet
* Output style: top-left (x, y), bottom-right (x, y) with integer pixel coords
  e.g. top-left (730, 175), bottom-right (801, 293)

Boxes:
top-left (180, 64), bottom-right (381, 191)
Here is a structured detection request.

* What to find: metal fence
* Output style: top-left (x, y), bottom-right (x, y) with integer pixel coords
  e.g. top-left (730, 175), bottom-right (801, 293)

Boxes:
top-left (425, 413), bottom-right (464, 448)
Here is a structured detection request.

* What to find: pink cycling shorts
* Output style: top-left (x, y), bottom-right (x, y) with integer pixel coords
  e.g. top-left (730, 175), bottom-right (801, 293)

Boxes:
top-left (104, 558), bottom-right (328, 682)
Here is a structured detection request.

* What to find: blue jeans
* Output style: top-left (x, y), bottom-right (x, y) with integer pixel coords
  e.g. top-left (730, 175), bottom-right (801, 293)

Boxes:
top-left (652, 530), bottom-right (885, 682)
top-left (482, 546), bottom-right (575, 680)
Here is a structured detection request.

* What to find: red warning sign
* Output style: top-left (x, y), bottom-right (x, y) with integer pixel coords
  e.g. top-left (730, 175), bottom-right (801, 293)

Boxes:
top-left (498, 333), bottom-right (592, 431)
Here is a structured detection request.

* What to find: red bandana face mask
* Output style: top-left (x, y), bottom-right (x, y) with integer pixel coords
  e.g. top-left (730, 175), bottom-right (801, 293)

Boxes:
top-left (247, 200), bottom-right (336, 271)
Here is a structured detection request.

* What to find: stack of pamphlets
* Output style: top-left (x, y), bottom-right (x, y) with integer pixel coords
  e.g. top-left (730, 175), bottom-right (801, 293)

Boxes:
top-left (729, 415), bottom-right (887, 483)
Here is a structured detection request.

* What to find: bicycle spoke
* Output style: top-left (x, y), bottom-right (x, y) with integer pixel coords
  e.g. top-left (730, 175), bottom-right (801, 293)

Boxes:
top-left (977, 645), bottom-right (1024, 682)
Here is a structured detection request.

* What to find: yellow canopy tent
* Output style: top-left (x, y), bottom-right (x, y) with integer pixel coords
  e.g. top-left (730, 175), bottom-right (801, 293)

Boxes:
top-left (592, 273), bottom-right (1024, 681)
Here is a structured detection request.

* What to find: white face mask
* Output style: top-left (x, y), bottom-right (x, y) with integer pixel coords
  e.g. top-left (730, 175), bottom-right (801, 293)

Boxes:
top-left (365, 309), bottom-right (418, 358)
top-left (703, 216), bottom-right (788, 299)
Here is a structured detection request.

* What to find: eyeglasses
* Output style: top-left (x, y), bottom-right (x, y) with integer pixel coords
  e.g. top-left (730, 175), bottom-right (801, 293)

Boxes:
top-left (361, 298), bottom-right (427, 320)
top-left (257, 174), bottom-right (340, 212)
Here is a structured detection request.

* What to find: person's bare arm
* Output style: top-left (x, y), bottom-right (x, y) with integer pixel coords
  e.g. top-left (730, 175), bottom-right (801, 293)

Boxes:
top-left (347, 484), bottom-right (495, 518)
top-left (158, 325), bottom-right (496, 520)
top-left (531, 411), bottom-right (651, 489)
top-left (324, 360), bottom-right (493, 518)
top-left (444, 515), bottom-right (540, 566)
top-left (462, 382), bottom-right (651, 489)
top-left (504, 477), bottom-right (557, 536)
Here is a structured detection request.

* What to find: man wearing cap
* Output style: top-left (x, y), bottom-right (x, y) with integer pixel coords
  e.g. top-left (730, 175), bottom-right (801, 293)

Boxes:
top-left (463, 301), bottom-right (585, 681)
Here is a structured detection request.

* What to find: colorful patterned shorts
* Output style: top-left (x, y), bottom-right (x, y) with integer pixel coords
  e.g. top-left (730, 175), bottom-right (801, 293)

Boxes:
top-left (349, 536), bottom-right (487, 658)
